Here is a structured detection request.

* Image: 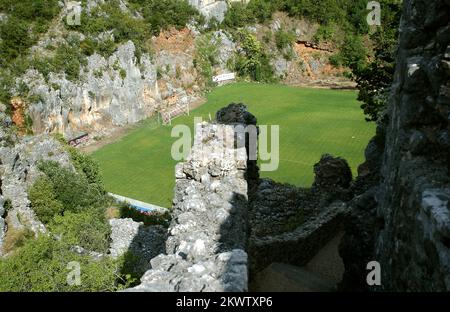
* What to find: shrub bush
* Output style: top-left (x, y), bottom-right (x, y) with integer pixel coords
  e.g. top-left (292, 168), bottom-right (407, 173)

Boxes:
top-left (49, 210), bottom-right (111, 253)
top-left (194, 34), bottom-right (220, 86)
top-left (0, 17), bottom-right (32, 64)
top-left (130, 0), bottom-right (200, 36)
top-left (28, 176), bottom-right (64, 224)
top-left (332, 34), bottom-right (367, 73)
top-left (274, 29), bottom-right (296, 51)
top-left (0, 0), bottom-right (60, 72)
top-left (67, 147), bottom-right (105, 187)
top-left (1, 225), bottom-right (34, 254)
top-left (0, 236), bottom-right (126, 292)
top-left (232, 30), bottom-right (275, 83)
top-left (313, 24), bottom-right (336, 42)
top-left (223, 2), bottom-right (252, 28)
top-left (246, 0), bottom-right (275, 24)
top-left (37, 161), bottom-right (106, 214)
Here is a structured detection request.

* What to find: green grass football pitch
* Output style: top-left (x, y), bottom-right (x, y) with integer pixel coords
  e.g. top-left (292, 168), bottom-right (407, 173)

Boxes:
top-left (91, 82), bottom-right (376, 207)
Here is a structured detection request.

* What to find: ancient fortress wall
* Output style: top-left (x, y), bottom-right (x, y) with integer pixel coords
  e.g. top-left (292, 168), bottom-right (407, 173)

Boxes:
top-left (128, 113), bottom-right (250, 291)
top-left (374, 0), bottom-right (450, 291)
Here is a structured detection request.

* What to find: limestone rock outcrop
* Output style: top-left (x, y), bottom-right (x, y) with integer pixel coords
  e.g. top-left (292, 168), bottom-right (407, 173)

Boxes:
top-left (188, 0), bottom-right (229, 22)
top-left (22, 41), bottom-right (160, 139)
top-left (374, 0), bottom-right (450, 289)
top-left (0, 132), bottom-right (73, 255)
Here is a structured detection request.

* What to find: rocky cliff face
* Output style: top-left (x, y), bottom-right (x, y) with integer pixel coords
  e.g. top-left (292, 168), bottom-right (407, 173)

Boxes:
top-left (188, 0), bottom-right (229, 22)
top-left (340, 0), bottom-right (450, 291)
top-left (2, 1), bottom-right (348, 141)
top-left (17, 26), bottom-right (237, 140)
top-left (0, 118), bottom-right (73, 255)
top-left (24, 41), bottom-right (160, 138)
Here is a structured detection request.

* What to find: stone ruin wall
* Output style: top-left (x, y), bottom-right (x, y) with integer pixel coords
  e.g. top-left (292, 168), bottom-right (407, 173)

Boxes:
top-left (128, 119), bottom-right (250, 291)
top-left (128, 104), bottom-right (354, 292)
top-left (340, 0), bottom-right (450, 291)
top-left (374, 0), bottom-right (450, 291)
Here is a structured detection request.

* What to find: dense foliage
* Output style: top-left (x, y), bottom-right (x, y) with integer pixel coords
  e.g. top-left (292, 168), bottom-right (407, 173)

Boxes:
top-left (36, 161), bottom-right (106, 214)
top-left (274, 28), bottom-right (296, 51)
top-left (354, 0), bottom-right (402, 121)
top-left (0, 143), bottom-right (175, 291)
top-left (0, 0), bottom-right (60, 65)
top-left (49, 210), bottom-right (111, 253)
top-left (29, 148), bottom-right (107, 226)
top-left (30, 37), bottom-right (88, 82)
top-left (0, 236), bottom-right (128, 292)
top-left (0, 148), bottom-right (138, 291)
top-left (231, 30), bottom-right (276, 83)
top-left (28, 175), bottom-right (64, 224)
top-left (223, 0), bottom-right (370, 34)
top-left (194, 33), bottom-right (220, 87)
top-left (66, 0), bottom-right (151, 58)
top-left (223, 1), bottom-right (271, 28)
top-left (0, 0), bottom-right (60, 106)
top-left (128, 0), bottom-right (201, 36)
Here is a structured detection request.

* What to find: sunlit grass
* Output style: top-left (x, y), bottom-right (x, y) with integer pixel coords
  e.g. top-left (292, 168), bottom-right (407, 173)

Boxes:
top-left (91, 82), bottom-right (375, 207)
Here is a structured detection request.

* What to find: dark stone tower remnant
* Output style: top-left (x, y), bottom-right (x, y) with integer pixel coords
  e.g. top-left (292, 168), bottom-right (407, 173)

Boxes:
top-left (216, 103), bottom-right (260, 193)
top-left (312, 154), bottom-right (353, 200)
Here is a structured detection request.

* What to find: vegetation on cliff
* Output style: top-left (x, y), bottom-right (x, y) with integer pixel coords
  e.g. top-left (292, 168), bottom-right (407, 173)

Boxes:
top-left (0, 145), bottom-right (133, 291)
top-left (0, 0), bottom-right (402, 122)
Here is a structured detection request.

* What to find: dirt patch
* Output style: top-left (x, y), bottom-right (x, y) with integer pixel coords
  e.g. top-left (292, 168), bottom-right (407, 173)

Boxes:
top-left (79, 125), bottom-right (134, 154)
top-left (152, 27), bottom-right (195, 53)
top-left (11, 97), bottom-right (26, 133)
top-left (293, 42), bottom-right (345, 79)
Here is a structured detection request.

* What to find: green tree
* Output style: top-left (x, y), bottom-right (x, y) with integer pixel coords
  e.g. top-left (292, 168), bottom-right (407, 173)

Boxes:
top-left (246, 0), bottom-right (275, 24)
top-left (223, 2), bottom-right (252, 28)
top-left (0, 236), bottom-right (124, 292)
top-left (68, 147), bottom-right (104, 187)
top-left (28, 176), bottom-right (64, 224)
top-left (37, 161), bottom-right (106, 214)
top-left (49, 210), bottom-right (111, 253)
top-left (129, 0), bottom-right (200, 36)
top-left (0, 18), bottom-right (32, 64)
top-left (354, 0), bottom-right (402, 121)
top-left (233, 30), bottom-right (275, 82)
top-left (194, 34), bottom-right (220, 86)
top-left (275, 29), bottom-right (296, 51)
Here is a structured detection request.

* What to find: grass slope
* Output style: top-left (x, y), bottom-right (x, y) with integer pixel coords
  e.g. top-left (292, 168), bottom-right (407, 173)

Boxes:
top-left (91, 83), bottom-right (375, 207)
